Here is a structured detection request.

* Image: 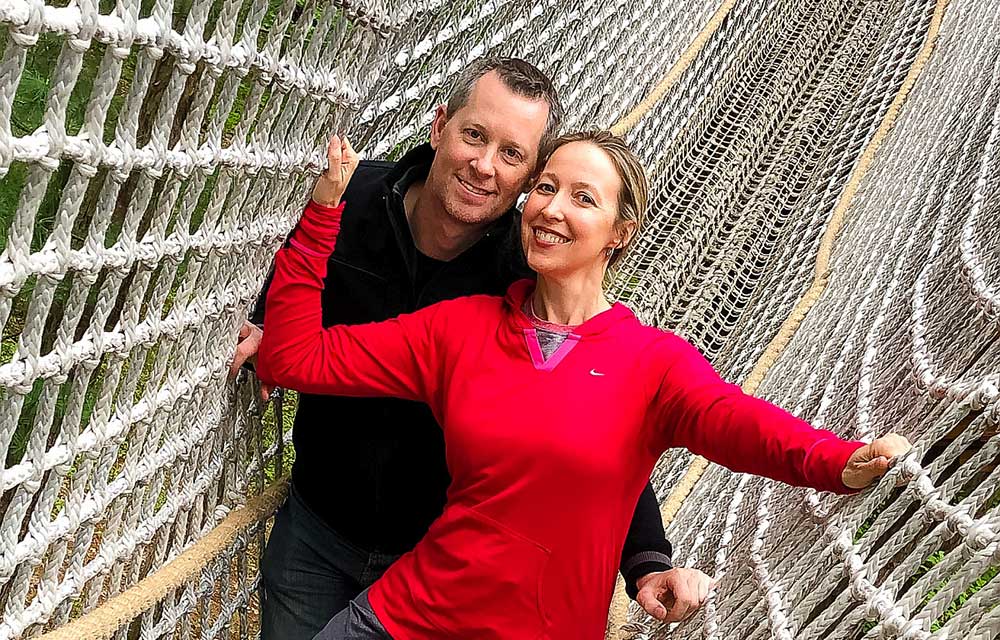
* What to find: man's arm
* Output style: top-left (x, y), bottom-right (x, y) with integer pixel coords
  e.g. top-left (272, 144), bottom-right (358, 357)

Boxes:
top-left (623, 485), bottom-right (719, 623)
top-left (620, 482), bottom-right (672, 599)
top-left (227, 272), bottom-right (269, 386)
top-left (248, 265), bottom-right (273, 327)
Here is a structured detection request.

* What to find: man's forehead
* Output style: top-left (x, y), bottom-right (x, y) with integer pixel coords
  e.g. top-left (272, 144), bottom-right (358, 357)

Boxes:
top-left (459, 73), bottom-right (549, 134)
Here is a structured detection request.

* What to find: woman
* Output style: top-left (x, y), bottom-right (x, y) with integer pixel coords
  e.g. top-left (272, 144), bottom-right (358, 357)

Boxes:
top-left (258, 131), bottom-right (909, 640)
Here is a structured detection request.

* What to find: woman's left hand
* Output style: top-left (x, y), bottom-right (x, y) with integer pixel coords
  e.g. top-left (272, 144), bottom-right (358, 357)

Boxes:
top-left (841, 433), bottom-right (912, 489)
top-left (312, 134), bottom-right (360, 207)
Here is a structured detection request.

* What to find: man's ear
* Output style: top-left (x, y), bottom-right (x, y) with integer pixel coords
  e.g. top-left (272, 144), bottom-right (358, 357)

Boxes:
top-left (429, 104), bottom-right (449, 150)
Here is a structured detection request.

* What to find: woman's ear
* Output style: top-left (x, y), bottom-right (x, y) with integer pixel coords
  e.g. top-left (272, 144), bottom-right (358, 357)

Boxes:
top-left (615, 220), bottom-right (638, 250)
top-left (429, 104), bottom-right (449, 149)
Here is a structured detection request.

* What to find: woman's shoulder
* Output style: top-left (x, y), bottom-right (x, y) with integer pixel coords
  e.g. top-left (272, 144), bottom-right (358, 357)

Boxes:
top-left (614, 314), bottom-right (679, 342)
top-left (625, 321), bottom-right (705, 363)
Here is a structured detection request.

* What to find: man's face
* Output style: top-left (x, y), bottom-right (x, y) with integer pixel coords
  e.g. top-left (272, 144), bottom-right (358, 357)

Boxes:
top-left (426, 71), bottom-right (550, 227)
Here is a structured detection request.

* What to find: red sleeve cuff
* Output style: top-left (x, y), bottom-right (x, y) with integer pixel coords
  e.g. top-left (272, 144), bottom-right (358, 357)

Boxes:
top-left (289, 200), bottom-right (345, 255)
top-left (803, 437), bottom-right (867, 494)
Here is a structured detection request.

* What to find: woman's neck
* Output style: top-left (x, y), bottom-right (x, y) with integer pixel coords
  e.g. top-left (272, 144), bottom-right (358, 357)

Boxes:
top-left (531, 273), bottom-right (612, 326)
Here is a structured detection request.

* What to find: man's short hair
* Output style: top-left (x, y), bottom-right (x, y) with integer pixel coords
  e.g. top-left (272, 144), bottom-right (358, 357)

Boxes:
top-left (445, 57), bottom-right (564, 155)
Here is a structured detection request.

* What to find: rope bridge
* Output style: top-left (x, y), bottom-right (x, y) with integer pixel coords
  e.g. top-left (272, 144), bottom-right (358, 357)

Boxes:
top-left (0, 0), bottom-right (996, 638)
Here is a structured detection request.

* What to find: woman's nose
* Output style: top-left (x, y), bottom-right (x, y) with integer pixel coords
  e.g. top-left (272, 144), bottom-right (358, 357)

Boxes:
top-left (540, 198), bottom-right (565, 221)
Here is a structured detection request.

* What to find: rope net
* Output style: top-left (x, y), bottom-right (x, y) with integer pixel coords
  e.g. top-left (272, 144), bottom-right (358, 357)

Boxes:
top-left (0, 0), bottom-right (993, 638)
top-left (625, 0), bottom-right (1000, 637)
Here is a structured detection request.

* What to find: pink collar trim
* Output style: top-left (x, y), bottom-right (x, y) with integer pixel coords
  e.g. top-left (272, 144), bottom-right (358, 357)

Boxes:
top-left (523, 328), bottom-right (581, 372)
top-left (504, 279), bottom-right (635, 337)
top-left (525, 298), bottom-right (578, 333)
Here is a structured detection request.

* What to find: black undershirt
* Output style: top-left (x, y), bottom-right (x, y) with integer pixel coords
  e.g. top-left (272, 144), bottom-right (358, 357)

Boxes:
top-left (413, 249), bottom-right (447, 294)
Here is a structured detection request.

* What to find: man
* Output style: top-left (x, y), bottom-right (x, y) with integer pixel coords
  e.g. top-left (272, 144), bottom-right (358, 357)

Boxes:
top-left (232, 58), bottom-right (711, 638)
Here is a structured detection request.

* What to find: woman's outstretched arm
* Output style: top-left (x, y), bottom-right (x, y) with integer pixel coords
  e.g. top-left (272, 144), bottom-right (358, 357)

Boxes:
top-left (650, 334), bottom-right (908, 493)
top-left (256, 136), bottom-right (444, 404)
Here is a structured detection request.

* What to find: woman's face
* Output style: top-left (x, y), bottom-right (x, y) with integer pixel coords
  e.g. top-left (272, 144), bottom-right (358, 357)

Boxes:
top-left (521, 141), bottom-right (625, 279)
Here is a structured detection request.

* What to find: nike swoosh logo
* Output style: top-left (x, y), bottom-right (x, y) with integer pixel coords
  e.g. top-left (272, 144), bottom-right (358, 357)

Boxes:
top-left (589, 369), bottom-right (605, 376)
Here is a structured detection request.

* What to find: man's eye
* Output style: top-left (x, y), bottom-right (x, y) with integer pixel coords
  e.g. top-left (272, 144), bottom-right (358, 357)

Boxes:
top-left (503, 148), bottom-right (522, 161)
top-left (465, 129), bottom-right (482, 140)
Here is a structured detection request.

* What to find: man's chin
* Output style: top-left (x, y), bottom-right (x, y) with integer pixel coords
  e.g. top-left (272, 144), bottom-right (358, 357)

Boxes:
top-left (445, 200), bottom-right (505, 226)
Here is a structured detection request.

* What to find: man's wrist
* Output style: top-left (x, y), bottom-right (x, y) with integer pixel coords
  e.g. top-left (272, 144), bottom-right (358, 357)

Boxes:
top-left (623, 551), bottom-right (673, 599)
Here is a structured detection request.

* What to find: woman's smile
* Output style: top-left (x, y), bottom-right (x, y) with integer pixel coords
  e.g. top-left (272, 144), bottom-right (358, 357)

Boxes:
top-left (532, 226), bottom-right (572, 247)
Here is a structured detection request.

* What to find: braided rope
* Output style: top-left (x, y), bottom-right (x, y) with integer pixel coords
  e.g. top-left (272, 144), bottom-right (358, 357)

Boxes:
top-left (628, 0), bottom-right (1000, 637)
top-left (35, 479), bottom-right (288, 640)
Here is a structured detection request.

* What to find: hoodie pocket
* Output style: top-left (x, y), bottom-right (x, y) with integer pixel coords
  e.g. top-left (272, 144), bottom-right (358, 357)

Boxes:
top-left (411, 504), bottom-right (551, 639)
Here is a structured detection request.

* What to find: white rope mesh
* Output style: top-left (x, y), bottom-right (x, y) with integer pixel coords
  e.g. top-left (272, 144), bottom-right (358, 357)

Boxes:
top-left (616, 0), bottom-right (1000, 637)
top-left (0, 0), bottom-right (995, 638)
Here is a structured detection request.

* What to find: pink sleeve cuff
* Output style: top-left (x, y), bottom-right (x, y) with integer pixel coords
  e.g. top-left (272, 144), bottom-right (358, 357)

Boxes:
top-left (308, 200), bottom-right (345, 215)
top-left (288, 237), bottom-right (328, 258)
top-left (803, 437), bottom-right (867, 494)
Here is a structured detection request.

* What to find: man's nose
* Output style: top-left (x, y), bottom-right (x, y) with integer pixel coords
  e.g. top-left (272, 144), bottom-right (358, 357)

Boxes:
top-left (470, 148), bottom-right (497, 178)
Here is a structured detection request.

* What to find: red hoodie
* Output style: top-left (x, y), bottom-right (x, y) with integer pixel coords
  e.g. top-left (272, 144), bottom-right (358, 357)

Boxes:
top-left (257, 201), bottom-right (864, 640)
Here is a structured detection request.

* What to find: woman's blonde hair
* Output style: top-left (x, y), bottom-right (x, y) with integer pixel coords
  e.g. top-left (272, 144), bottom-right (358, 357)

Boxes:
top-left (539, 130), bottom-right (648, 273)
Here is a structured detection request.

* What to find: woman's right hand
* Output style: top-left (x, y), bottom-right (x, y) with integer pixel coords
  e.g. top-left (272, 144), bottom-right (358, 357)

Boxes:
top-left (312, 134), bottom-right (360, 207)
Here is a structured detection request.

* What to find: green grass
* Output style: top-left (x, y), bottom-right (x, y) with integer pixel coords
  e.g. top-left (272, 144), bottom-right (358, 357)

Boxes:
top-left (261, 389), bottom-right (297, 485)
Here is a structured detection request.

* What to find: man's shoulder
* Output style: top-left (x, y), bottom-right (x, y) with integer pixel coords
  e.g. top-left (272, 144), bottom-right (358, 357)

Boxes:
top-left (357, 158), bottom-right (397, 174)
top-left (343, 158), bottom-right (396, 198)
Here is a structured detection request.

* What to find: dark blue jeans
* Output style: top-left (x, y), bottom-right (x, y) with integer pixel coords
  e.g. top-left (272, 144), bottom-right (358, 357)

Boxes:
top-left (260, 484), bottom-right (401, 640)
top-left (313, 588), bottom-right (391, 639)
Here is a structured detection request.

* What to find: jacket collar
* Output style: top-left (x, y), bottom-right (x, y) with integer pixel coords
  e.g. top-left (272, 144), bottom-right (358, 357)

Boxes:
top-left (503, 279), bottom-right (636, 337)
top-left (387, 143), bottom-right (434, 200)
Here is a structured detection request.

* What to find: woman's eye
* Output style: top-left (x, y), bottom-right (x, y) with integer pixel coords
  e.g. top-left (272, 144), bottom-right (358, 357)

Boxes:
top-left (578, 193), bottom-right (595, 205)
top-left (536, 182), bottom-right (555, 193)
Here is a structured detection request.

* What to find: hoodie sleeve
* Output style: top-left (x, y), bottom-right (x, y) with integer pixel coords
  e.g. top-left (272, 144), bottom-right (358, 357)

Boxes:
top-left (651, 334), bottom-right (864, 494)
top-left (256, 200), bottom-right (445, 405)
